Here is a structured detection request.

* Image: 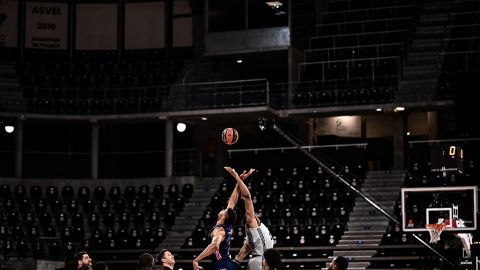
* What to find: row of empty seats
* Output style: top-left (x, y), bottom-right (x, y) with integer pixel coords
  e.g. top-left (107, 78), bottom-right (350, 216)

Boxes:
top-left (0, 182), bottom-right (194, 259)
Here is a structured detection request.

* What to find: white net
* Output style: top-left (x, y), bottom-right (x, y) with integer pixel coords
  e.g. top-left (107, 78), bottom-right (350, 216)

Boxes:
top-left (426, 223), bottom-right (446, 244)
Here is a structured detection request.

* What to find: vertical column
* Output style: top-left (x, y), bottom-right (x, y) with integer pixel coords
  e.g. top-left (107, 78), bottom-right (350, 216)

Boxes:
top-left (117, 0), bottom-right (125, 59)
top-left (427, 111), bottom-right (438, 140)
top-left (393, 112), bottom-right (405, 170)
top-left (165, 119), bottom-right (173, 177)
top-left (165, 0), bottom-right (173, 52)
top-left (18, 0), bottom-right (26, 61)
top-left (91, 120), bottom-right (99, 179)
top-left (68, 0), bottom-right (76, 61)
top-left (14, 119), bottom-right (24, 178)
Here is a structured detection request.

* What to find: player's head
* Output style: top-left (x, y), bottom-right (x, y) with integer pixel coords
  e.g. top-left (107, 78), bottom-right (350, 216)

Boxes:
top-left (329, 256), bottom-right (348, 270)
top-left (218, 207), bottom-right (237, 226)
top-left (138, 253), bottom-right (155, 269)
top-left (157, 249), bottom-right (175, 268)
top-left (75, 251), bottom-right (92, 269)
top-left (263, 248), bottom-right (282, 269)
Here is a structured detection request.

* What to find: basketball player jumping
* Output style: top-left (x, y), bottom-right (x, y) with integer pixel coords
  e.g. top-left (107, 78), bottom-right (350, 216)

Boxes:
top-left (192, 168), bottom-right (255, 270)
top-left (224, 167), bottom-right (274, 270)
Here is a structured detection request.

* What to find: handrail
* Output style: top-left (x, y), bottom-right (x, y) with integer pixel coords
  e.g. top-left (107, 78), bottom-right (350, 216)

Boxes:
top-left (320, 4), bottom-right (416, 16)
top-left (443, 36), bottom-right (480, 41)
top-left (169, 78), bottom-right (268, 87)
top-left (440, 50), bottom-right (478, 54)
top-left (315, 16), bottom-right (413, 28)
top-left (299, 55), bottom-right (400, 66)
top-left (450, 10), bottom-right (480, 15)
top-left (227, 143), bottom-right (368, 154)
top-left (408, 138), bottom-right (480, 144)
top-left (305, 42), bottom-right (404, 53)
top-left (309, 29), bottom-right (408, 40)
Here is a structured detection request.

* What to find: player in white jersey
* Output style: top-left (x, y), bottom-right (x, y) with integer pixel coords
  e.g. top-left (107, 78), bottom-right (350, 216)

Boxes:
top-left (224, 167), bottom-right (274, 270)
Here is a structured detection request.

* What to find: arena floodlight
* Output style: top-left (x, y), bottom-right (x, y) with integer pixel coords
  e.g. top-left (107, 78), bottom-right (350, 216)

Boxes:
top-left (4, 125), bottom-right (14, 133)
top-left (176, 123), bottom-right (186, 132)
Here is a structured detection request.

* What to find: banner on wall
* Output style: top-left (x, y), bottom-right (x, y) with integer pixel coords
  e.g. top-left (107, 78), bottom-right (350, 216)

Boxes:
top-left (0, 0), bottom-right (18, 48)
top-left (173, 17), bottom-right (192, 47)
top-left (125, 2), bottom-right (165, 49)
top-left (173, 0), bottom-right (192, 47)
top-left (76, 4), bottom-right (117, 50)
top-left (25, 2), bottom-right (68, 49)
top-left (316, 116), bottom-right (361, 137)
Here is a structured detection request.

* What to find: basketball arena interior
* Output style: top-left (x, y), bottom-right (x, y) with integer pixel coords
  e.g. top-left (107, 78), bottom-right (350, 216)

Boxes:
top-left (0, 0), bottom-right (479, 269)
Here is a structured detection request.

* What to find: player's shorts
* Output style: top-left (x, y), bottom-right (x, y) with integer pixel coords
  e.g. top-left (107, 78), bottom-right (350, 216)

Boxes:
top-left (247, 255), bottom-right (263, 270)
top-left (214, 258), bottom-right (236, 270)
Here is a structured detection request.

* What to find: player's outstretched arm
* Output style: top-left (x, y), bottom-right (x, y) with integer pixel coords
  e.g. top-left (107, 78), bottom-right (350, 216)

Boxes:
top-left (224, 167), bottom-right (257, 227)
top-left (234, 240), bottom-right (252, 265)
top-left (226, 168), bottom-right (255, 209)
top-left (227, 184), bottom-right (240, 209)
top-left (193, 228), bottom-right (225, 270)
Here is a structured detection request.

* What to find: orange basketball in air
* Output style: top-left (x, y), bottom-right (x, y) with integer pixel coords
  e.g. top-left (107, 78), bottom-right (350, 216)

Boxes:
top-left (221, 128), bottom-right (239, 145)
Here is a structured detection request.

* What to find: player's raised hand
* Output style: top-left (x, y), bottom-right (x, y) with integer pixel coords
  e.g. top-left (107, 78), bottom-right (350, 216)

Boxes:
top-left (224, 167), bottom-right (239, 178)
top-left (240, 168), bottom-right (255, 180)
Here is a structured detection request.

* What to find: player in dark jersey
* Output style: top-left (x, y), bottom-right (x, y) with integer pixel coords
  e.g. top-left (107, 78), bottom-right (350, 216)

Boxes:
top-left (225, 167), bottom-right (274, 270)
top-left (192, 168), bottom-right (255, 270)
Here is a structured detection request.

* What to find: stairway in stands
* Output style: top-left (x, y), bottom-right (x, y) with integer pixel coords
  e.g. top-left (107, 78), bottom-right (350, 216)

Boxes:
top-left (397, 0), bottom-right (451, 102)
top-left (322, 170), bottom-right (405, 270)
top-left (0, 61), bottom-right (26, 112)
top-left (161, 177), bottom-right (223, 249)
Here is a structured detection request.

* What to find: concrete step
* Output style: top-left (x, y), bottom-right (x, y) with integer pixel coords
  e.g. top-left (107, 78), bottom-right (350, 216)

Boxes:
top-left (354, 201), bottom-right (396, 208)
top-left (403, 64), bottom-right (438, 72)
top-left (348, 220), bottom-right (389, 227)
top-left (349, 215), bottom-right (391, 223)
top-left (344, 230), bottom-right (385, 235)
top-left (362, 186), bottom-right (404, 192)
top-left (347, 224), bottom-right (389, 231)
top-left (342, 233), bottom-right (384, 240)
top-left (333, 250), bottom-right (376, 257)
top-left (362, 181), bottom-right (404, 187)
top-left (419, 15), bottom-right (449, 25)
top-left (338, 239), bottom-right (381, 245)
top-left (410, 38), bottom-right (443, 48)
top-left (423, 2), bottom-right (451, 11)
top-left (399, 79), bottom-right (437, 88)
top-left (367, 170), bottom-right (405, 176)
top-left (349, 210), bottom-right (393, 218)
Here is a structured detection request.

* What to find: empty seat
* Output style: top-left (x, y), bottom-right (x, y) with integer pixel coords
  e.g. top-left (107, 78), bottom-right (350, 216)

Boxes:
top-left (103, 212), bottom-right (115, 227)
top-left (67, 199), bottom-right (79, 213)
top-left (0, 184), bottom-right (11, 199)
top-left (153, 185), bottom-right (164, 199)
top-left (167, 184), bottom-right (179, 198)
top-left (138, 185), bottom-right (150, 199)
top-left (77, 198), bottom-right (92, 212)
top-left (109, 186), bottom-right (121, 200)
top-left (98, 199), bottom-right (110, 213)
top-left (14, 185), bottom-right (27, 199)
top-left (61, 186), bottom-right (74, 200)
top-left (182, 183), bottom-right (194, 199)
top-left (93, 186), bottom-right (106, 201)
top-left (124, 186), bottom-right (136, 201)
top-left (45, 186), bottom-right (58, 201)
top-left (51, 199), bottom-right (64, 213)
top-left (87, 212), bottom-right (100, 228)
top-left (55, 212), bottom-right (68, 227)
top-left (30, 186), bottom-right (42, 200)
top-left (78, 186), bottom-right (90, 201)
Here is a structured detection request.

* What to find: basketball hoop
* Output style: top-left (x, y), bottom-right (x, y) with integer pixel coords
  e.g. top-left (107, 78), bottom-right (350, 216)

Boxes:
top-left (426, 223), bottom-right (446, 243)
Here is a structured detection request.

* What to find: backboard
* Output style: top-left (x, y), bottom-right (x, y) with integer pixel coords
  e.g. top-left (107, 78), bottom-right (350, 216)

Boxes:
top-left (401, 186), bottom-right (477, 232)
